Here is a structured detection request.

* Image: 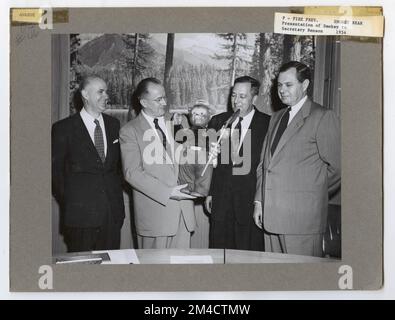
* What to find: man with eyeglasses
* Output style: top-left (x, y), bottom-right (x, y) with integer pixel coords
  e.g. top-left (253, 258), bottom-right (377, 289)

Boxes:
top-left (120, 78), bottom-right (197, 249)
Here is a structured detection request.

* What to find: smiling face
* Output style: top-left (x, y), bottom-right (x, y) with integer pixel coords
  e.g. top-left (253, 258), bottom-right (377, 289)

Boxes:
top-left (230, 82), bottom-right (257, 117)
top-left (81, 78), bottom-right (109, 115)
top-left (277, 67), bottom-right (309, 107)
top-left (140, 83), bottom-right (167, 117)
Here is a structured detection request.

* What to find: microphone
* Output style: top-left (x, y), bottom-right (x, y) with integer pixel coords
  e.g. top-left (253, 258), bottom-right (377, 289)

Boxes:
top-left (201, 109), bottom-right (241, 177)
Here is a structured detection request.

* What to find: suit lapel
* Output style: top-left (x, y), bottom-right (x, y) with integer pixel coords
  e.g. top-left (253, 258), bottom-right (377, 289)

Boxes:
top-left (73, 113), bottom-right (100, 160)
top-left (270, 98), bottom-right (312, 160)
top-left (238, 110), bottom-right (256, 156)
top-left (164, 112), bottom-right (175, 138)
top-left (103, 114), bottom-right (113, 166)
top-left (248, 109), bottom-right (260, 147)
top-left (164, 112), bottom-right (177, 167)
top-left (266, 109), bottom-right (285, 162)
top-left (165, 112), bottom-right (188, 175)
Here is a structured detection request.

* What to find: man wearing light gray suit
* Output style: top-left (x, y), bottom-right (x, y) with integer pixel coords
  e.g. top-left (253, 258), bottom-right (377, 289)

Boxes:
top-left (253, 61), bottom-right (340, 257)
top-left (120, 78), bottom-right (196, 249)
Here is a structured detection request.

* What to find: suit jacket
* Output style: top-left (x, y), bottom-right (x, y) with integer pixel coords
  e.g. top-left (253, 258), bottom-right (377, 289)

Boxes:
top-left (209, 109), bottom-right (270, 224)
top-left (119, 113), bottom-right (196, 237)
top-left (52, 112), bottom-right (125, 228)
top-left (255, 98), bottom-right (341, 234)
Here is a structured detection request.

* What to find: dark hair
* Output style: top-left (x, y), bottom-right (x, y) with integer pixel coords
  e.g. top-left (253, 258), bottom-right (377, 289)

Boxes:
top-left (234, 76), bottom-right (261, 96)
top-left (131, 77), bottom-right (162, 115)
top-left (279, 61), bottom-right (311, 83)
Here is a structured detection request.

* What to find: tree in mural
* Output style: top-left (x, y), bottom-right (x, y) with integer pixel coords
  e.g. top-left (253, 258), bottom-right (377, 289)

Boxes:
top-left (121, 33), bottom-right (155, 119)
top-left (250, 33), bottom-right (315, 113)
top-left (251, 33), bottom-right (266, 81)
top-left (165, 64), bottom-right (230, 113)
top-left (71, 33), bottom-right (316, 120)
top-left (164, 33), bottom-right (175, 96)
top-left (213, 33), bottom-right (252, 85)
top-left (69, 34), bottom-right (84, 114)
top-left (121, 33), bottom-right (155, 89)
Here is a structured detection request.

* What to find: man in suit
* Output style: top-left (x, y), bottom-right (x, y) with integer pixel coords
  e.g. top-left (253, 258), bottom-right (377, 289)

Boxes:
top-left (253, 61), bottom-right (341, 257)
top-left (120, 78), bottom-right (196, 249)
top-left (206, 76), bottom-right (270, 250)
top-left (52, 76), bottom-right (125, 252)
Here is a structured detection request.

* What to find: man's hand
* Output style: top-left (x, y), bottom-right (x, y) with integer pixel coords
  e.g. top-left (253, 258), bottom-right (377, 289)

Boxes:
top-left (170, 184), bottom-right (197, 200)
top-left (253, 201), bottom-right (263, 229)
top-left (204, 195), bottom-right (212, 214)
top-left (208, 142), bottom-right (221, 168)
top-left (208, 142), bottom-right (221, 158)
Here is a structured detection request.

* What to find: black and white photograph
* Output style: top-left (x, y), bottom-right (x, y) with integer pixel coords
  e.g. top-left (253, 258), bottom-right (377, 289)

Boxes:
top-left (8, 4), bottom-right (385, 294)
top-left (51, 32), bottom-right (341, 264)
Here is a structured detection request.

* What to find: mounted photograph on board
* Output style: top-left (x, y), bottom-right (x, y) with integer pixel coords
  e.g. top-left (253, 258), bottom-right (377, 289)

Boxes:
top-left (10, 6), bottom-right (382, 291)
top-left (51, 31), bottom-right (341, 263)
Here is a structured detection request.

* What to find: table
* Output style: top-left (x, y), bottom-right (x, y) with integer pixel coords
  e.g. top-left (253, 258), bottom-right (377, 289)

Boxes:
top-left (54, 249), bottom-right (336, 264)
top-left (224, 249), bottom-right (335, 263)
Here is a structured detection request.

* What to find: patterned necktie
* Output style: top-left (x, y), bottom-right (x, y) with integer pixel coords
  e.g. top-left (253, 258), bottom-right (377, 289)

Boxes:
top-left (153, 118), bottom-right (167, 150)
top-left (271, 107), bottom-right (290, 156)
top-left (231, 116), bottom-right (243, 163)
top-left (94, 119), bottom-right (105, 162)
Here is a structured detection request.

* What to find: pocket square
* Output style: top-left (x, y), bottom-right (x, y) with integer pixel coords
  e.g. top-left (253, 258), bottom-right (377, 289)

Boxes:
top-left (113, 139), bottom-right (119, 144)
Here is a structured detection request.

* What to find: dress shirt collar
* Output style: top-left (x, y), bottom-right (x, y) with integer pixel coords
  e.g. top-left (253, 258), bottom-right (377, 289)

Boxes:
top-left (232, 108), bottom-right (255, 129)
top-left (141, 110), bottom-right (173, 153)
top-left (288, 95), bottom-right (307, 124)
top-left (80, 106), bottom-right (104, 124)
top-left (141, 110), bottom-right (165, 124)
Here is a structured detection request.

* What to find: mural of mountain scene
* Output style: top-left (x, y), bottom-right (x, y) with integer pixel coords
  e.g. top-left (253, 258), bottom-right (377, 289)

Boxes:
top-left (70, 33), bottom-right (315, 126)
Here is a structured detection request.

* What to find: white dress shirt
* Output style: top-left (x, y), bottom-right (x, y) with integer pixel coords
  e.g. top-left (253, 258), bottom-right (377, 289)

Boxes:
top-left (80, 107), bottom-right (107, 156)
top-left (288, 95), bottom-right (307, 125)
top-left (230, 108), bottom-right (255, 152)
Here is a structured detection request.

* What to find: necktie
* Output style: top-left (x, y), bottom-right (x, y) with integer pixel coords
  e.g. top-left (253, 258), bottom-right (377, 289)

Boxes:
top-left (231, 117), bottom-right (243, 163)
top-left (153, 118), bottom-right (167, 150)
top-left (94, 119), bottom-right (105, 162)
top-left (271, 107), bottom-right (290, 156)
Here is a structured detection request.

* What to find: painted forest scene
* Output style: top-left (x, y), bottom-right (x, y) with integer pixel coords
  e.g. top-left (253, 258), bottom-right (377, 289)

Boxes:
top-left (70, 33), bottom-right (315, 126)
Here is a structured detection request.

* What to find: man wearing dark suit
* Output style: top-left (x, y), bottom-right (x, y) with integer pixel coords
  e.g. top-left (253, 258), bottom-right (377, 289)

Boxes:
top-left (206, 76), bottom-right (270, 250)
top-left (52, 76), bottom-right (125, 252)
top-left (254, 61), bottom-right (341, 257)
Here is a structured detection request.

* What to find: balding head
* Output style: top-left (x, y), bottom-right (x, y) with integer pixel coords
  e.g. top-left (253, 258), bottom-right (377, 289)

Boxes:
top-left (80, 76), bottom-right (109, 117)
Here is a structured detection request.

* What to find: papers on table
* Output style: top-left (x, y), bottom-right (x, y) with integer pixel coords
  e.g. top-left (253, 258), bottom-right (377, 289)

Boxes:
top-left (93, 249), bottom-right (140, 264)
